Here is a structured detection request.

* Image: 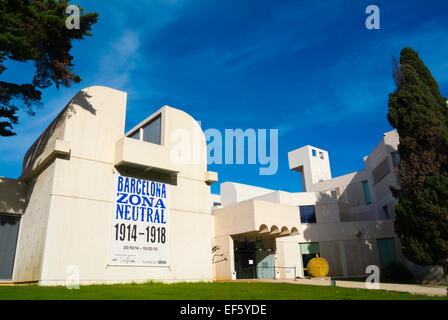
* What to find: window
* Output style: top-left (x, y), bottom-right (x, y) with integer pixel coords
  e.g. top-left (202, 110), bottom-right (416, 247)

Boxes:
top-left (142, 115), bottom-right (161, 144)
top-left (319, 151), bottom-right (324, 160)
top-left (362, 181), bottom-right (372, 205)
top-left (128, 115), bottom-right (162, 145)
top-left (391, 152), bottom-right (400, 166)
top-left (129, 129), bottom-right (140, 141)
top-left (382, 205), bottom-right (390, 219)
top-left (312, 149), bottom-right (317, 157)
top-left (299, 205), bottom-right (316, 223)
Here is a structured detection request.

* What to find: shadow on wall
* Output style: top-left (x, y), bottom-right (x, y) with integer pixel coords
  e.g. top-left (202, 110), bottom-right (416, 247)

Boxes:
top-left (411, 265), bottom-right (445, 285)
top-left (301, 190), bottom-right (386, 245)
top-left (20, 90), bottom-right (95, 180)
top-left (0, 178), bottom-right (29, 215)
top-left (115, 167), bottom-right (178, 187)
top-left (68, 90), bottom-right (96, 116)
top-left (212, 245), bottom-right (228, 264)
top-left (0, 213), bottom-right (21, 226)
top-left (336, 170), bottom-right (383, 222)
top-left (300, 189), bottom-right (384, 277)
top-left (300, 178), bottom-right (443, 282)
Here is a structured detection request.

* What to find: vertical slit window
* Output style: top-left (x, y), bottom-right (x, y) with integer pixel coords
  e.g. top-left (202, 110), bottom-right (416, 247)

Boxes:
top-left (382, 205), bottom-right (390, 219)
top-left (391, 152), bottom-right (400, 166)
top-left (362, 181), bottom-right (372, 205)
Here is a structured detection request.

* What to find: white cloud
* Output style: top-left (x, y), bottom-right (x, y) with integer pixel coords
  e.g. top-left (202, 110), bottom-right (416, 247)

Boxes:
top-left (95, 30), bottom-right (141, 89)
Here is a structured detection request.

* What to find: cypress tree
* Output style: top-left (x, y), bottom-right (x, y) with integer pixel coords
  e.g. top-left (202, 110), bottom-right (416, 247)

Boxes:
top-left (388, 47), bottom-right (448, 285)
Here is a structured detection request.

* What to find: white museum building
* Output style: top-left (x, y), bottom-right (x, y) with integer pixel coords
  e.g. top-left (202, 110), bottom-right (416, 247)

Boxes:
top-left (0, 86), bottom-right (443, 285)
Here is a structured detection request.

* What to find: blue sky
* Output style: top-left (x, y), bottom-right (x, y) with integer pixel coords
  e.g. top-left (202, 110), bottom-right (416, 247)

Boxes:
top-left (1, 0), bottom-right (448, 194)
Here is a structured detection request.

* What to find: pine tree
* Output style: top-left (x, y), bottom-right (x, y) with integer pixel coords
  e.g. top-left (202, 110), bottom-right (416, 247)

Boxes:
top-left (0, 0), bottom-right (98, 136)
top-left (388, 47), bottom-right (448, 285)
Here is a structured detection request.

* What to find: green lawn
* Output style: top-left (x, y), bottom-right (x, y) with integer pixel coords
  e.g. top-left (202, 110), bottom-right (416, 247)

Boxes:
top-left (0, 282), bottom-right (446, 300)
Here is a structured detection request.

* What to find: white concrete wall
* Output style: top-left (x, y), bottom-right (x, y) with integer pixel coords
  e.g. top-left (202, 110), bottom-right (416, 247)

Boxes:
top-left (288, 145), bottom-right (332, 192)
top-left (213, 199), bottom-right (299, 238)
top-left (212, 235), bottom-right (234, 281)
top-left (13, 163), bottom-right (56, 282)
top-left (220, 182), bottom-right (274, 207)
top-left (12, 86), bottom-right (215, 285)
top-left (211, 194), bottom-right (222, 210)
top-left (275, 241), bottom-right (301, 279)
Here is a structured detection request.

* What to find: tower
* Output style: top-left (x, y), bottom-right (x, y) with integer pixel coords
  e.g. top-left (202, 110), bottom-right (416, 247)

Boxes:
top-left (288, 145), bottom-right (332, 192)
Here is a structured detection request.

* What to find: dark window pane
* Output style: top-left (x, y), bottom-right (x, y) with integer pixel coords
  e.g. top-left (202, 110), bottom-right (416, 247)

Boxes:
top-left (391, 152), bottom-right (400, 166)
top-left (362, 181), bottom-right (372, 204)
top-left (129, 129), bottom-right (140, 140)
top-left (299, 205), bottom-right (316, 223)
top-left (142, 116), bottom-right (161, 145)
top-left (382, 205), bottom-right (390, 219)
top-left (0, 214), bottom-right (21, 280)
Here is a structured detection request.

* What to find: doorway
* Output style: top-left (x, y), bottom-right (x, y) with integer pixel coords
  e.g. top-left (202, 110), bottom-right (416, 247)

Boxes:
top-left (376, 238), bottom-right (397, 270)
top-left (0, 214), bottom-right (21, 280)
top-left (233, 237), bottom-right (275, 279)
top-left (300, 242), bottom-right (320, 277)
top-left (256, 250), bottom-right (275, 279)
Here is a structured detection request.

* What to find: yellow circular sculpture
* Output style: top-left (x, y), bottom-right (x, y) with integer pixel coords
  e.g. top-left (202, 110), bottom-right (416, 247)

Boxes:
top-left (307, 257), bottom-right (330, 278)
